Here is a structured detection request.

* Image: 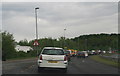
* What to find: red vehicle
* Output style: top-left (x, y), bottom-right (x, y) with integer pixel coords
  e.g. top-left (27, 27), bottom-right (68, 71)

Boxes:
top-left (64, 50), bottom-right (71, 61)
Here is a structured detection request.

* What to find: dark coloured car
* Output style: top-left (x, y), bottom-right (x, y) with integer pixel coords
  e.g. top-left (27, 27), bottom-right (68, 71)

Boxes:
top-left (76, 51), bottom-right (85, 58)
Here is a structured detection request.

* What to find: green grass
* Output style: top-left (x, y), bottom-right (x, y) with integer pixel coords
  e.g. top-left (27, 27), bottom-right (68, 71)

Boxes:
top-left (102, 53), bottom-right (114, 56)
top-left (90, 55), bottom-right (120, 68)
top-left (7, 56), bottom-right (37, 61)
top-left (102, 53), bottom-right (118, 56)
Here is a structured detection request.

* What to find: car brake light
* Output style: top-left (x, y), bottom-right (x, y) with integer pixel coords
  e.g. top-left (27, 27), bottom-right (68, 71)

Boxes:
top-left (64, 56), bottom-right (67, 61)
top-left (40, 55), bottom-right (42, 60)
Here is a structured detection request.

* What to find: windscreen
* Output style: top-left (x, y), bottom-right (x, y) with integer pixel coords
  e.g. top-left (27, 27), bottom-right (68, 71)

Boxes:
top-left (42, 49), bottom-right (64, 55)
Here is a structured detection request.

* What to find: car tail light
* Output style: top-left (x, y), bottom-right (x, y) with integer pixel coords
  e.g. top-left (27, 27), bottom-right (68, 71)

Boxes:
top-left (64, 56), bottom-right (67, 61)
top-left (40, 55), bottom-right (42, 60)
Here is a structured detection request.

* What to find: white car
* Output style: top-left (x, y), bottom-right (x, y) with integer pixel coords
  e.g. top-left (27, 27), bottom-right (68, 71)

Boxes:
top-left (102, 51), bottom-right (106, 54)
top-left (38, 47), bottom-right (68, 72)
top-left (82, 51), bottom-right (88, 57)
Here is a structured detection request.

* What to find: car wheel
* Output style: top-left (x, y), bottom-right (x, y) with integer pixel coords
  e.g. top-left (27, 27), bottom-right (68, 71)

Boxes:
top-left (62, 68), bottom-right (67, 73)
top-left (38, 67), bottom-right (44, 73)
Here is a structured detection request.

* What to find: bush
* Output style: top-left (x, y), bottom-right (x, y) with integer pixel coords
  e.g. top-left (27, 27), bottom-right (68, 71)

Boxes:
top-left (2, 32), bottom-right (16, 60)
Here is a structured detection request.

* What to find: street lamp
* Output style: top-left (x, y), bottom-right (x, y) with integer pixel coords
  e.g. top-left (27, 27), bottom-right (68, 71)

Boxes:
top-left (64, 28), bottom-right (66, 49)
top-left (78, 37), bottom-right (80, 51)
top-left (35, 7), bottom-right (39, 56)
top-left (35, 7), bottom-right (39, 40)
top-left (64, 28), bottom-right (66, 39)
top-left (85, 39), bottom-right (88, 51)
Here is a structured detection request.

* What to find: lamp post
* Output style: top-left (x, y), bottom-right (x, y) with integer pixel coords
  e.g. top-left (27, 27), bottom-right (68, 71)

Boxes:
top-left (78, 37), bottom-right (80, 51)
top-left (85, 39), bottom-right (88, 51)
top-left (64, 28), bottom-right (66, 49)
top-left (35, 7), bottom-right (39, 40)
top-left (35, 7), bottom-right (39, 56)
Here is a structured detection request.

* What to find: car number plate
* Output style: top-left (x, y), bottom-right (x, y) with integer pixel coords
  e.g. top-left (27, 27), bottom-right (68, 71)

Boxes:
top-left (48, 61), bottom-right (58, 63)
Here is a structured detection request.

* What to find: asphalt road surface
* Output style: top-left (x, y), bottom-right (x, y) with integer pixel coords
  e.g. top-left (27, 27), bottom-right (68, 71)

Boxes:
top-left (2, 56), bottom-right (119, 74)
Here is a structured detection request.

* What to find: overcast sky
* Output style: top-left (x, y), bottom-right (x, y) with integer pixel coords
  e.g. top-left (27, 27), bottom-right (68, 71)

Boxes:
top-left (2, 2), bottom-right (118, 42)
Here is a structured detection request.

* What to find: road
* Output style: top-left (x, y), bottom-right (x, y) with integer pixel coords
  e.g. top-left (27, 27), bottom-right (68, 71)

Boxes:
top-left (2, 56), bottom-right (119, 74)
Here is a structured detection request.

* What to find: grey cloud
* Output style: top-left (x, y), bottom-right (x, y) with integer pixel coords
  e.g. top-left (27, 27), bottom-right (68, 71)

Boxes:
top-left (2, 2), bottom-right (118, 41)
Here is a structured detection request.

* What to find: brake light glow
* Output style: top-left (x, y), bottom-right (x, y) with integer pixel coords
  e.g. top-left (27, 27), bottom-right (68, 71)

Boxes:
top-left (40, 55), bottom-right (42, 60)
top-left (64, 56), bottom-right (67, 61)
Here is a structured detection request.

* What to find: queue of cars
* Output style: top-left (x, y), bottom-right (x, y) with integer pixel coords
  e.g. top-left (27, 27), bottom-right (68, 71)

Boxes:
top-left (37, 47), bottom-right (84, 73)
top-left (38, 47), bottom-right (106, 73)
top-left (37, 47), bottom-right (117, 73)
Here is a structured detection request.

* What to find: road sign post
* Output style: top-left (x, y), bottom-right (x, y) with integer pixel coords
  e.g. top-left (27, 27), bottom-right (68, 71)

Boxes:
top-left (34, 7), bottom-right (39, 56)
top-left (33, 40), bottom-right (39, 46)
top-left (33, 40), bottom-right (39, 56)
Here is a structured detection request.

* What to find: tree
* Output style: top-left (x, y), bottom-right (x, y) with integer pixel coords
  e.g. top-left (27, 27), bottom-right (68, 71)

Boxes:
top-left (2, 31), bottom-right (16, 60)
top-left (28, 33), bottom-right (119, 52)
top-left (18, 39), bottom-right (29, 46)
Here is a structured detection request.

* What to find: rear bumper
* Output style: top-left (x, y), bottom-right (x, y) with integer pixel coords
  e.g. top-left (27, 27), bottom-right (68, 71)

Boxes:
top-left (38, 60), bottom-right (68, 68)
top-left (38, 65), bottom-right (67, 68)
top-left (77, 55), bottom-right (85, 57)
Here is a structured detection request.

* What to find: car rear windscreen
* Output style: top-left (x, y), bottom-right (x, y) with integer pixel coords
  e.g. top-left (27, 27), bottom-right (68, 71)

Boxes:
top-left (64, 51), bottom-right (70, 54)
top-left (42, 49), bottom-right (64, 55)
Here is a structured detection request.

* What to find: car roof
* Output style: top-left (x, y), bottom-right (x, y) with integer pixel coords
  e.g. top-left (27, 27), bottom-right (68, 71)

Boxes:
top-left (43, 47), bottom-right (63, 50)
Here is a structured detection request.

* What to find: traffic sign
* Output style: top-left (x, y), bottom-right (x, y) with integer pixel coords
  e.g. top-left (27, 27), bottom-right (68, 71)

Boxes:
top-left (33, 40), bottom-right (39, 46)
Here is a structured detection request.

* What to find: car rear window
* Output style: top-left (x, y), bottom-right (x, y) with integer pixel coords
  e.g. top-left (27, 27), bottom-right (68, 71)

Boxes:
top-left (78, 52), bottom-right (84, 54)
top-left (42, 49), bottom-right (64, 55)
top-left (64, 51), bottom-right (70, 54)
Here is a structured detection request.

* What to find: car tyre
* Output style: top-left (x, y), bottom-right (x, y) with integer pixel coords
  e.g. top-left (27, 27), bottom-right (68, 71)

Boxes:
top-left (62, 68), bottom-right (67, 73)
top-left (38, 67), bottom-right (44, 73)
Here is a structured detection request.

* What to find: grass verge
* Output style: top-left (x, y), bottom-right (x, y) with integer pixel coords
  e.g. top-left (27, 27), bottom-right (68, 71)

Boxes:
top-left (90, 55), bottom-right (120, 68)
top-left (102, 53), bottom-right (115, 56)
top-left (7, 56), bottom-right (37, 61)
